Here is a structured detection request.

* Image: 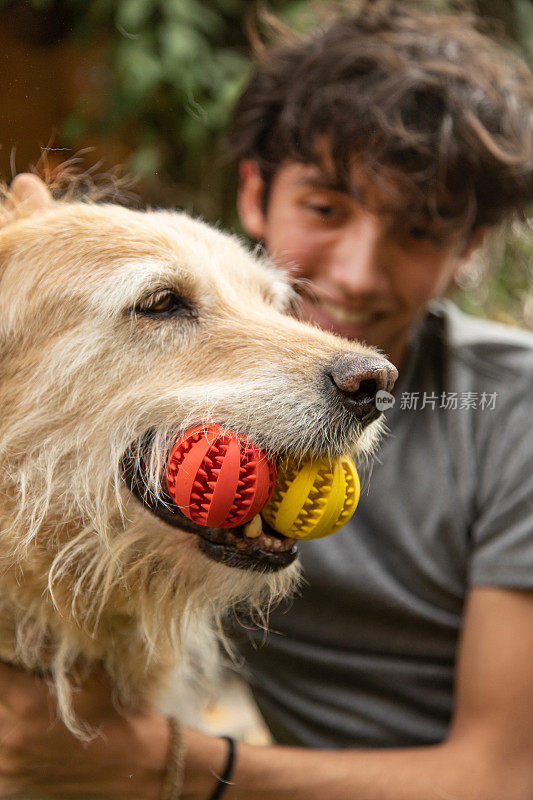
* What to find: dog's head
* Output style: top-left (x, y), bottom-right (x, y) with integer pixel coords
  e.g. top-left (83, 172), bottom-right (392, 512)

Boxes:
top-left (0, 174), bottom-right (396, 636)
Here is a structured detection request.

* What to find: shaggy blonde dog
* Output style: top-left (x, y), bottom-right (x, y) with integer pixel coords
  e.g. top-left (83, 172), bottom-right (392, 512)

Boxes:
top-left (0, 173), bottom-right (395, 738)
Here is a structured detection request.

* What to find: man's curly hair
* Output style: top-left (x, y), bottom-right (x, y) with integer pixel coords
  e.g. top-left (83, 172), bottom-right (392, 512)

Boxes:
top-left (229, 1), bottom-right (532, 232)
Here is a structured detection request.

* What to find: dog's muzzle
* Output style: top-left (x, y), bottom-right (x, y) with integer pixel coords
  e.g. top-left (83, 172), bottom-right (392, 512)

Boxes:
top-left (122, 451), bottom-right (298, 573)
top-left (326, 353), bottom-right (397, 427)
top-left (122, 352), bottom-right (397, 572)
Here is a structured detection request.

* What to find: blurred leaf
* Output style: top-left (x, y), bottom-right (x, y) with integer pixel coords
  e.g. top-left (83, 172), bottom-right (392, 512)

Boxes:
top-left (159, 23), bottom-right (209, 67)
top-left (115, 0), bottom-right (155, 32)
top-left (129, 140), bottom-right (162, 176)
top-left (515, 0), bottom-right (533, 60)
top-left (163, 0), bottom-right (225, 37)
top-left (216, 0), bottom-right (241, 13)
top-left (114, 36), bottom-right (162, 105)
top-left (276, 1), bottom-right (323, 31)
top-left (181, 114), bottom-right (209, 150)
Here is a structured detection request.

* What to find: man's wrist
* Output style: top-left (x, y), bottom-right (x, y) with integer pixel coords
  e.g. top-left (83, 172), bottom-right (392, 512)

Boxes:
top-left (182, 728), bottom-right (229, 800)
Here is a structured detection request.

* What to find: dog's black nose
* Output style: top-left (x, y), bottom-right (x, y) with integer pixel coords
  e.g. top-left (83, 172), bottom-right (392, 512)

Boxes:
top-left (327, 354), bottom-right (398, 427)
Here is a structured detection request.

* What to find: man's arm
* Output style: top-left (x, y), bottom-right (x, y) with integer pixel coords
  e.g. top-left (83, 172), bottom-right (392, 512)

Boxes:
top-left (0, 666), bottom-right (171, 800)
top-left (182, 586), bottom-right (533, 800)
top-left (1, 587), bottom-right (532, 800)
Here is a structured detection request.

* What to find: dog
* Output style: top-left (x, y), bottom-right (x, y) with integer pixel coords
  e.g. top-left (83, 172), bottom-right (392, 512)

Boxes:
top-left (0, 172), bottom-right (396, 737)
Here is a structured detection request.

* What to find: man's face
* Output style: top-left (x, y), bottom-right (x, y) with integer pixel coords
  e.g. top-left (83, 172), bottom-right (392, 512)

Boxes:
top-left (238, 160), bottom-right (481, 368)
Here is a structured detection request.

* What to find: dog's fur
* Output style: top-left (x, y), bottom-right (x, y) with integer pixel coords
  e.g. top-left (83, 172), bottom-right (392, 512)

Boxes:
top-left (0, 174), bottom-right (384, 737)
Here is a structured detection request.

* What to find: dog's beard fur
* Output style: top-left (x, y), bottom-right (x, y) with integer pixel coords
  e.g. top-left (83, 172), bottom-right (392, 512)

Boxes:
top-left (0, 175), bottom-right (385, 738)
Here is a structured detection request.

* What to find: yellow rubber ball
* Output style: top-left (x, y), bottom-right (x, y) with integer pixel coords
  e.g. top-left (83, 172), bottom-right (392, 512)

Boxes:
top-left (261, 456), bottom-right (360, 540)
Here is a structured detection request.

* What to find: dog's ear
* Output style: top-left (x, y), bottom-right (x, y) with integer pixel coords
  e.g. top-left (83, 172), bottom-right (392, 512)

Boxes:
top-left (7, 173), bottom-right (54, 216)
top-left (0, 173), bottom-right (54, 230)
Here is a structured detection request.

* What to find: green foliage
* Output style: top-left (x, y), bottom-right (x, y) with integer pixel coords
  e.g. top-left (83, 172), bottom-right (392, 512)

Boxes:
top-left (22, 1), bottom-right (312, 205)
top-left (58, 1), bottom-right (256, 186)
top-left (28, 0), bottom-right (315, 220)
top-left (452, 225), bottom-right (533, 328)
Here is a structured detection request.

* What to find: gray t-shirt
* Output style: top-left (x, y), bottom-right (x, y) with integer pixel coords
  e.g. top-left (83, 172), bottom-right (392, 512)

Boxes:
top-left (233, 300), bottom-right (533, 749)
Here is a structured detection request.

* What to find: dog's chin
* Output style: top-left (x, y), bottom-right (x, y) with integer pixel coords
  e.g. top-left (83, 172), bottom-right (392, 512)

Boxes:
top-left (123, 464), bottom-right (298, 574)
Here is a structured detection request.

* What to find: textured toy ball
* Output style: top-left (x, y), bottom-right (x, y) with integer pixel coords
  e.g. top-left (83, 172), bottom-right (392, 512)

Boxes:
top-left (166, 424), bottom-right (276, 528)
top-left (261, 456), bottom-right (360, 540)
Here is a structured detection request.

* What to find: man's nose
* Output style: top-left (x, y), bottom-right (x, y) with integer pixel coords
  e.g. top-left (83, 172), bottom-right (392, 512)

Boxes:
top-left (328, 216), bottom-right (387, 295)
top-left (327, 353), bottom-right (398, 427)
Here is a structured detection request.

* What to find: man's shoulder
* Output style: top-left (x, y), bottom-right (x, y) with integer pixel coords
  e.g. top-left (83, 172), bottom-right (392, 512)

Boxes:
top-left (431, 299), bottom-right (533, 389)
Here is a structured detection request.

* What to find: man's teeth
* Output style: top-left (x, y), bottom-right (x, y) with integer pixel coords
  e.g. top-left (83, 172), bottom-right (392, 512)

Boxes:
top-left (243, 514), bottom-right (263, 538)
top-left (319, 301), bottom-right (378, 326)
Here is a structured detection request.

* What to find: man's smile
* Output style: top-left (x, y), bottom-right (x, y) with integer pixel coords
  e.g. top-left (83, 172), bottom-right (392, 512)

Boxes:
top-left (306, 296), bottom-right (392, 342)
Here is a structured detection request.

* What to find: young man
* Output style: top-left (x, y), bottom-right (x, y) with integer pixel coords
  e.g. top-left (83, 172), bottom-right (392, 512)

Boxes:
top-left (0, 3), bottom-right (532, 799)
top-left (224, 0), bottom-right (533, 755)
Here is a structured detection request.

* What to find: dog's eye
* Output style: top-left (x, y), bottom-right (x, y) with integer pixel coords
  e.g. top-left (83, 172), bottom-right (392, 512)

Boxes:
top-left (135, 290), bottom-right (197, 319)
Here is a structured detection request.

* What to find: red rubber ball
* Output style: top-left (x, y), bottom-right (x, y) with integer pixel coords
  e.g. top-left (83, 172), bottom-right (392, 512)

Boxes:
top-left (166, 424), bottom-right (277, 528)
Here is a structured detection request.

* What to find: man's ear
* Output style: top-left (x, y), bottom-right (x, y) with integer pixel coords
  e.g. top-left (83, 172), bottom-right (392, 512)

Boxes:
top-left (237, 160), bottom-right (267, 240)
top-left (452, 225), bottom-right (489, 281)
top-left (460, 225), bottom-right (488, 260)
top-left (7, 173), bottom-right (54, 217)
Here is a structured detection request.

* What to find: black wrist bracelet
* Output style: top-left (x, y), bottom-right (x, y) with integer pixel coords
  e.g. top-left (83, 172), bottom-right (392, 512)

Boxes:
top-left (208, 736), bottom-right (236, 800)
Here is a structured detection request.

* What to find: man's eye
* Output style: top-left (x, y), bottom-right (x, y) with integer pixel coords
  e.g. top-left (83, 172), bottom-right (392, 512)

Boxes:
top-left (134, 290), bottom-right (197, 318)
top-left (306, 203), bottom-right (339, 219)
top-left (407, 226), bottom-right (444, 245)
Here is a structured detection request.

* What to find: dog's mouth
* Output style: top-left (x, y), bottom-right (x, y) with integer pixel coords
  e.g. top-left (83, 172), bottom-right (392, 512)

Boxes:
top-left (123, 459), bottom-right (298, 573)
